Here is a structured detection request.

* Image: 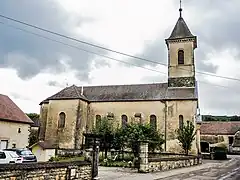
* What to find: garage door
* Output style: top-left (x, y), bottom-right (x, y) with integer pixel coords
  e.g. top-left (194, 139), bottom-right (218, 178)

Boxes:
top-left (0, 140), bottom-right (8, 150)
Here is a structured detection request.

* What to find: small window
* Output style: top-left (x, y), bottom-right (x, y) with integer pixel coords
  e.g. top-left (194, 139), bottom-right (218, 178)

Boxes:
top-left (178, 50), bottom-right (184, 64)
top-left (150, 115), bottom-right (157, 130)
top-left (18, 128), bottom-right (21, 133)
top-left (58, 112), bottom-right (66, 128)
top-left (96, 115), bottom-right (101, 129)
top-left (0, 152), bottom-right (6, 159)
top-left (179, 115), bottom-right (184, 129)
top-left (12, 144), bottom-right (16, 148)
top-left (121, 115), bottom-right (128, 128)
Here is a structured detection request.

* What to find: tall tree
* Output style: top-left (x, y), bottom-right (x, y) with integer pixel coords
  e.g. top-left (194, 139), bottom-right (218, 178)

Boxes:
top-left (176, 121), bottom-right (196, 155)
top-left (26, 113), bottom-right (40, 146)
top-left (92, 116), bottom-right (114, 158)
top-left (114, 123), bottom-right (164, 157)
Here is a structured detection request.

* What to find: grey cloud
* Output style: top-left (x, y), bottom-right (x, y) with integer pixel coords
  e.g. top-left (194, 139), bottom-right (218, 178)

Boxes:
top-left (47, 80), bottom-right (65, 88)
top-left (0, 0), bottom-right (109, 81)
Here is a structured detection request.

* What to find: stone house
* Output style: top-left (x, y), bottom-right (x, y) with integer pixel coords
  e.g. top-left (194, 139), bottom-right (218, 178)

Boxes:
top-left (0, 94), bottom-right (33, 149)
top-left (38, 8), bottom-right (201, 154)
top-left (199, 121), bottom-right (240, 152)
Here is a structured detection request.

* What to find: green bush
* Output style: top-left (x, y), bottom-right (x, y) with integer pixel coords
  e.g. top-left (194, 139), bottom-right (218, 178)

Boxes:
top-left (48, 156), bottom-right (84, 162)
top-left (99, 158), bottom-right (131, 168)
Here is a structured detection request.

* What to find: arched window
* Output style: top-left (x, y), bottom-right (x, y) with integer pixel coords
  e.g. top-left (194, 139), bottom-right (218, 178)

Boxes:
top-left (178, 50), bottom-right (184, 65)
top-left (179, 115), bottom-right (184, 129)
top-left (121, 115), bottom-right (128, 128)
top-left (150, 115), bottom-right (157, 131)
top-left (96, 115), bottom-right (101, 129)
top-left (58, 112), bottom-right (66, 128)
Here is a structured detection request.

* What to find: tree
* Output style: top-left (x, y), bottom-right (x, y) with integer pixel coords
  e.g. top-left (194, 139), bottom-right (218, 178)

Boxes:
top-left (92, 116), bottom-right (114, 158)
top-left (114, 123), bottom-right (164, 157)
top-left (26, 113), bottom-right (40, 121)
top-left (176, 120), bottom-right (196, 155)
top-left (26, 113), bottom-right (40, 146)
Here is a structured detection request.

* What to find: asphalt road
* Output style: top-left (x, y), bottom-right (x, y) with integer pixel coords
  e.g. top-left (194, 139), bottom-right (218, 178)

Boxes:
top-left (157, 155), bottom-right (240, 180)
top-left (98, 155), bottom-right (240, 180)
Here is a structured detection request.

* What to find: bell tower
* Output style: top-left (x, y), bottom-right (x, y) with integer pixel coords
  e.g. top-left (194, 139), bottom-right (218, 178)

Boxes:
top-left (165, 3), bottom-right (197, 88)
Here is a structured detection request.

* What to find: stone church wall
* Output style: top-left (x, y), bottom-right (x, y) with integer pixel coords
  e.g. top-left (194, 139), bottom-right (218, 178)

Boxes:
top-left (40, 99), bottom-right (199, 154)
top-left (166, 100), bottom-right (198, 154)
top-left (90, 101), bottom-right (166, 133)
top-left (44, 99), bottom-right (80, 149)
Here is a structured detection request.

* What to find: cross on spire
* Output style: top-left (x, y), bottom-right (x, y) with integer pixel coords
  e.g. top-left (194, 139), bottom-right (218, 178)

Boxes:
top-left (179, 0), bottom-right (183, 17)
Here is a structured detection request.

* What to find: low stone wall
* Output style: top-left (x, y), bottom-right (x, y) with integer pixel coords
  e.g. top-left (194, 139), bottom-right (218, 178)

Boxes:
top-left (0, 161), bottom-right (91, 180)
top-left (138, 141), bottom-right (202, 173)
top-left (148, 156), bottom-right (202, 172)
top-left (148, 152), bottom-right (188, 158)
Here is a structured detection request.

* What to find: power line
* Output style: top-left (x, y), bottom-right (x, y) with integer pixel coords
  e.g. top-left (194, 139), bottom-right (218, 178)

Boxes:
top-left (0, 21), bottom-right (166, 75)
top-left (1, 14), bottom-right (240, 82)
top-left (0, 21), bottom-right (233, 90)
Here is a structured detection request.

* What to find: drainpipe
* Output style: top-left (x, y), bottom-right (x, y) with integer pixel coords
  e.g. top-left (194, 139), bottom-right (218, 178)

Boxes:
top-left (74, 100), bottom-right (81, 149)
top-left (162, 100), bottom-right (167, 151)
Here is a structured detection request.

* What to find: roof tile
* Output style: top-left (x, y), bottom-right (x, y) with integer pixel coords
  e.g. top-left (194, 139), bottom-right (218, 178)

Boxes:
top-left (200, 122), bottom-right (240, 135)
top-left (0, 94), bottom-right (33, 124)
top-left (167, 17), bottom-right (194, 40)
top-left (41, 83), bottom-right (198, 104)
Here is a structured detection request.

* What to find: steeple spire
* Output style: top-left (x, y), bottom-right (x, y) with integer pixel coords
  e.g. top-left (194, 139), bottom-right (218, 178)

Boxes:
top-left (179, 0), bottom-right (182, 18)
top-left (166, 0), bottom-right (195, 40)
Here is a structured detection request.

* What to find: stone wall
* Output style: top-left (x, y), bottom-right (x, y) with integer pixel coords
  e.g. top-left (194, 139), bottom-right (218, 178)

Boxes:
top-left (0, 161), bottom-right (91, 180)
top-left (138, 142), bottom-right (201, 173)
top-left (148, 156), bottom-right (202, 172)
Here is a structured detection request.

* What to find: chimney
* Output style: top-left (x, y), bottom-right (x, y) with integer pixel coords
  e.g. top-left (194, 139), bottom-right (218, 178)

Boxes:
top-left (81, 86), bottom-right (83, 95)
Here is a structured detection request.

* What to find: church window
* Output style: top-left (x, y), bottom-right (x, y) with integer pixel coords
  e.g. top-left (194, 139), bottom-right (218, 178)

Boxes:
top-left (178, 50), bottom-right (184, 64)
top-left (150, 115), bottom-right (157, 131)
top-left (121, 115), bottom-right (128, 128)
top-left (107, 112), bottom-right (114, 120)
top-left (134, 113), bottom-right (142, 124)
top-left (179, 115), bottom-right (184, 129)
top-left (58, 112), bottom-right (66, 128)
top-left (96, 115), bottom-right (101, 129)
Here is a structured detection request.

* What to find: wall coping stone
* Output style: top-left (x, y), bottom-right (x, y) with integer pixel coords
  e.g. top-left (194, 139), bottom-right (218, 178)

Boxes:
top-left (0, 161), bottom-right (91, 171)
top-left (148, 156), bottom-right (200, 162)
top-left (148, 152), bottom-right (193, 156)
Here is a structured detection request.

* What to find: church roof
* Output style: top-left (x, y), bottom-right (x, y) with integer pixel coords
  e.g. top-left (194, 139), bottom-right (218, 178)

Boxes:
top-left (40, 83), bottom-right (198, 104)
top-left (0, 94), bottom-right (33, 124)
top-left (167, 16), bottom-right (194, 40)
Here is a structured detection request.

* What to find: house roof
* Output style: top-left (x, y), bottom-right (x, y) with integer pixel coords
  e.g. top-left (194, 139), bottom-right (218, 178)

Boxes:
top-left (31, 119), bottom-right (40, 127)
top-left (40, 83), bottom-right (198, 104)
top-left (30, 140), bottom-right (58, 150)
top-left (167, 16), bottom-right (195, 40)
top-left (200, 121), bottom-right (240, 135)
top-left (0, 94), bottom-right (33, 124)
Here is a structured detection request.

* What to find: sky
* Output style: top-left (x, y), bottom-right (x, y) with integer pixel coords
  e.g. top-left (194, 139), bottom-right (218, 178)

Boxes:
top-left (1, 0), bottom-right (240, 115)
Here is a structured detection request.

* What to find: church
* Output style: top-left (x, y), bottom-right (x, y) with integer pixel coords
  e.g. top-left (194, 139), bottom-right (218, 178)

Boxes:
top-left (38, 7), bottom-right (201, 154)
